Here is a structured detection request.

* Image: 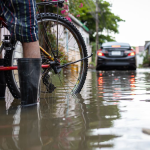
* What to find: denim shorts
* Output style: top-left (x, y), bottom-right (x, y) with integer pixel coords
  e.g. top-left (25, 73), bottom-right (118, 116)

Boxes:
top-left (0, 0), bottom-right (38, 43)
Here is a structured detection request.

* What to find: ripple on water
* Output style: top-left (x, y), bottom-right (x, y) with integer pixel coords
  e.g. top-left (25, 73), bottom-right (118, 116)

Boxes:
top-left (1, 69), bottom-right (150, 149)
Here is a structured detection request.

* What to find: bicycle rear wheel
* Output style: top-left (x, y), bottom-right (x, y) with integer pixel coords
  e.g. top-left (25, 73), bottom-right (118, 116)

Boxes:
top-left (4, 13), bottom-right (88, 98)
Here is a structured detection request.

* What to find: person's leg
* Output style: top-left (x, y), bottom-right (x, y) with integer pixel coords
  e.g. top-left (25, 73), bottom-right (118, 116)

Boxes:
top-left (23, 41), bottom-right (41, 58)
top-left (16, 0), bottom-right (41, 106)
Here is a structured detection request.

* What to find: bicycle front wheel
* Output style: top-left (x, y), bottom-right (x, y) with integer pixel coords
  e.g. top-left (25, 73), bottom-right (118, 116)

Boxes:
top-left (4, 13), bottom-right (88, 98)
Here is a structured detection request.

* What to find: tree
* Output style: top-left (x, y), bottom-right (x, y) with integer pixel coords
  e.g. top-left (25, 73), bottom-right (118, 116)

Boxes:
top-left (69, 0), bottom-right (124, 43)
top-left (69, 0), bottom-right (124, 63)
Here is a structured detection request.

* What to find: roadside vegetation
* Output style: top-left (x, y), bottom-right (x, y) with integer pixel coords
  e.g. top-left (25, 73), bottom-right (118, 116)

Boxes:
top-left (139, 51), bottom-right (150, 67)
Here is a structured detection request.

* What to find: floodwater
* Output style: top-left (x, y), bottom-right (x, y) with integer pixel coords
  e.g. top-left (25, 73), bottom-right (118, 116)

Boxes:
top-left (1, 68), bottom-right (150, 150)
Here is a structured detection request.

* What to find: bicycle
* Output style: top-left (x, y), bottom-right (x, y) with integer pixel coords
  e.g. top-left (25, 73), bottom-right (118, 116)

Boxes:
top-left (0, 0), bottom-right (92, 99)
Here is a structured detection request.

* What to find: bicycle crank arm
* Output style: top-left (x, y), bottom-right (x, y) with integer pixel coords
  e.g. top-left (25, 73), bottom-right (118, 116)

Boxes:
top-left (57, 53), bottom-right (93, 69)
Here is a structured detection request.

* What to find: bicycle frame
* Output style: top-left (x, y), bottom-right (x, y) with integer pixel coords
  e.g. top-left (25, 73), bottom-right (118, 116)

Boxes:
top-left (0, 1), bottom-right (66, 71)
top-left (0, 64), bottom-right (50, 71)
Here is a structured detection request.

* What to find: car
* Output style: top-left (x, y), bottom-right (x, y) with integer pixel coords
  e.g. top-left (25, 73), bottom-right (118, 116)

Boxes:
top-left (96, 42), bottom-right (136, 70)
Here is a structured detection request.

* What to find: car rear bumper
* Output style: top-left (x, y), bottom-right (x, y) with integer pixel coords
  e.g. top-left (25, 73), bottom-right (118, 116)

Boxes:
top-left (96, 56), bottom-right (136, 68)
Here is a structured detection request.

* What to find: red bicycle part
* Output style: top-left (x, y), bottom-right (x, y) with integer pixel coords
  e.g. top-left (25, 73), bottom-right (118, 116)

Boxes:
top-left (0, 64), bottom-right (50, 71)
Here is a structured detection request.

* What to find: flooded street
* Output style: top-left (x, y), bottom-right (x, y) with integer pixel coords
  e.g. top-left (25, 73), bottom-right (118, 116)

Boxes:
top-left (1, 68), bottom-right (150, 149)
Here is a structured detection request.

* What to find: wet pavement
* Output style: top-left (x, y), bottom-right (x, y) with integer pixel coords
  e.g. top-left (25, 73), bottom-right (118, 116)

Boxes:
top-left (1, 68), bottom-right (150, 149)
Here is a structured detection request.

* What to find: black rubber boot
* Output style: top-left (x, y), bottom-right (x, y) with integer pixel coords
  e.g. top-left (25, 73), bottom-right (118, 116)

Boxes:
top-left (17, 58), bottom-right (41, 106)
top-left (0, 59), bottom-right (6, 99)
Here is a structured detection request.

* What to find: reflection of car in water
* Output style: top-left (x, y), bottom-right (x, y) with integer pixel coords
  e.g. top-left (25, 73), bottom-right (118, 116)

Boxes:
top-left (97, 71), bottom-right (136, 100)
top-left (96, 42), bottom-right (136, 70)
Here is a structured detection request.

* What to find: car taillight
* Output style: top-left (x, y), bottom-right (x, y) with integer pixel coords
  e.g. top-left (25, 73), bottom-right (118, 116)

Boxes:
top-left (128, 52), bottom-right (135, 56)
top-left (97, 50), bottom-right (105, 56)
top-left (128, 49), bottom-right (135, 56)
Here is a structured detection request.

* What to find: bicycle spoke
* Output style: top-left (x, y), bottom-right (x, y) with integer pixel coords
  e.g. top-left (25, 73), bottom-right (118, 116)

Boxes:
top-left (59, 71), bottom-right (78, 89)
top-left (60, 52), bottom-right (81, 62)
top-left (57, 73), bottom-right (69, 93)
top-left (5, 13), bottom-right (88, 98)
top-left (63, 66), bottom-right (80, 81)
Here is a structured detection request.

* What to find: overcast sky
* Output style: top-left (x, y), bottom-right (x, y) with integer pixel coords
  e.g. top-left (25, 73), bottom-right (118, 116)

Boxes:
top-left (106, 0), bottom-right (150, 46)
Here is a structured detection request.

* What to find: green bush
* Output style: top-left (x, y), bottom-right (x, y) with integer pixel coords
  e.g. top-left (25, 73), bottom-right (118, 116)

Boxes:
top-left (143, 54), bottom-right (150, 65)
top-left (138, 64), bottom-right (143, 68)
top-left (89, 61), bottom-right (96, 67)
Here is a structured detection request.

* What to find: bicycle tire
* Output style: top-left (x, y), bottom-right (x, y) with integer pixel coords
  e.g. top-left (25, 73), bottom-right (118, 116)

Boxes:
top-left (0, 42), bottom-right (4, 54)
top-left (4, 13), bottom-right (88, 98)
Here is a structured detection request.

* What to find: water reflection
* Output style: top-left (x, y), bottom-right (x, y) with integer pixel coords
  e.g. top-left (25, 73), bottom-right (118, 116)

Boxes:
top-left (0, 103), bottom-right (40, 149)
top-left (0, 90), bottom-right (91, 149)
top-left (39, 94), bottom-right (90, 150)
top-left (1, 69), bottom-right (150, 150)
top-left (96, 71), bottom-right (136, 101)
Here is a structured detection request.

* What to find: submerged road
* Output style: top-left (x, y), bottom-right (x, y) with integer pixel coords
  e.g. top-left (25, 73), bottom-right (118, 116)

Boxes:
top-left (1, 68), bottom-right (150, 149)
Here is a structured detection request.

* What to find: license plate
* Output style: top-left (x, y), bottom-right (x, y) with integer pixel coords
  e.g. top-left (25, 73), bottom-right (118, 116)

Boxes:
top-left (111, 51), bottom-right (121, 56)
